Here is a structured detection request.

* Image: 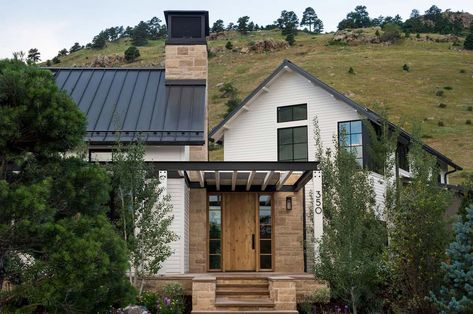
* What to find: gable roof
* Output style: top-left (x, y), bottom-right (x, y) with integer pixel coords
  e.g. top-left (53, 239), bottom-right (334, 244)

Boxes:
top-left (209, 59), bottom-right (462, 170)
top-left (50, 67), bottom-right (206, 145)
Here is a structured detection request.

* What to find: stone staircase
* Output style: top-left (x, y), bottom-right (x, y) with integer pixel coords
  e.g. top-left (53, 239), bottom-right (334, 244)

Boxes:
top-left (192, 276), bottom-right (298, 314)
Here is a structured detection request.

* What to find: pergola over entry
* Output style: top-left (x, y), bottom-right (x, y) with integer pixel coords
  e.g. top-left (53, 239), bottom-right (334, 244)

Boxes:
top-left (153, 161), bottom-right (319, 192)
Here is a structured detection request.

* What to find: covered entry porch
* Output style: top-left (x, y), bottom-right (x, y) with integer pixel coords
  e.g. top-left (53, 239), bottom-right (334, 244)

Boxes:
top-left (152, 162), bottom-right (323, 312)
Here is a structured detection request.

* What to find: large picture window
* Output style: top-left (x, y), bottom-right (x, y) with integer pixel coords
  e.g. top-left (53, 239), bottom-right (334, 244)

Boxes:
top-left (338, 120), bottom-right (363, 166)
top-left (278, 126), bottom-right (308, 162)
top-left (277, 104), bottom-right (307, 123)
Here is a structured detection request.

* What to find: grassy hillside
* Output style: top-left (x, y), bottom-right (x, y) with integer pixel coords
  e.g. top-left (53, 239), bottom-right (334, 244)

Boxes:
top-left (54, 30), bottom-right (473, 183)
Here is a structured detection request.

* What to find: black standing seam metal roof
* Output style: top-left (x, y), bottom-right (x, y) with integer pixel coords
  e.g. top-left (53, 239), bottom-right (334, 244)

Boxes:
top-left (49, 67), bottom-right (206, 145)
top-left (209, 59), bottom-right (462, 170)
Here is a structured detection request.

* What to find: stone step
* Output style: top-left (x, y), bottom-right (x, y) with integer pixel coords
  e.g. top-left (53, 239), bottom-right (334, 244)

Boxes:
top-left (216, 288), bottom-right (269, 296)
top-left (215, 298), bottom-right (275, 308)
top-left (192, 311), bottom-right (298, 314)
top-left (216, 278), bottom-right (269, 285)
top-left (216, 282), bottom-right (269, 288)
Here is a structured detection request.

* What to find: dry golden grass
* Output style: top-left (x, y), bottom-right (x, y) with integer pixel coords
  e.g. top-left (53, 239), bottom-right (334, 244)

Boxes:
top-left (56, 30), bottom-right (473, 183)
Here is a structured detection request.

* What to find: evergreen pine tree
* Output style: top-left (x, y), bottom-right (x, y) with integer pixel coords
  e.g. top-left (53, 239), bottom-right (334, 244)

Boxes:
top-left (464, 33), bottom-right (473, 50)
top-left (430, 205), bottom-right (473, 313)
top-left (131, 21), bottom-right (149, 46)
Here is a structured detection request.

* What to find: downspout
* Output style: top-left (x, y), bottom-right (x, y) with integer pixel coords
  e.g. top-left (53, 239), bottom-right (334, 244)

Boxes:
top-left (302, 187), bottom-right (307, 273)
top-left (444, 167), bottom-right (458, 185)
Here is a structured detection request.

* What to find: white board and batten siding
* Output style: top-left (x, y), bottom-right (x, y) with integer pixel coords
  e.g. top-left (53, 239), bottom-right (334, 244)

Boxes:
top-left (223, 70), bottom-right (363, 241)
top-left (143, 146), bottom-right (190, 274)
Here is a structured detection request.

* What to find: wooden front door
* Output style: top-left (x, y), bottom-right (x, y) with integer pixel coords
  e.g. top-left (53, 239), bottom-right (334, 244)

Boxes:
top-left (223, 193), bottom-right (257, 271)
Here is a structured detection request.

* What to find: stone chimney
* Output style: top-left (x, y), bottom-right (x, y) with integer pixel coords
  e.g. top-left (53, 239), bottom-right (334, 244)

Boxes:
top-left (164, 11), bottom-right (209, 161)
top-left (164, 11), bottom-right (209, 81)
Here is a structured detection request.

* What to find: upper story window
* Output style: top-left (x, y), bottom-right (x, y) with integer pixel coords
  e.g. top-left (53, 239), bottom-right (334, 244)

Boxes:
top-left (278, 126), bottom-right (308, 161)
top-left (338, 120), bottom-right (363, 166)
top-left (277, 104), bottom-right (307, 123)
top-left (398, 143), bottom-right (409, 172)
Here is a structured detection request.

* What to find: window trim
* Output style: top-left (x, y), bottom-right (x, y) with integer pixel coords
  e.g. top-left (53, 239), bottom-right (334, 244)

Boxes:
top-left (277, 103), bottom-right (308, 123)
top-left (277, 125), bottom-right (309, 162)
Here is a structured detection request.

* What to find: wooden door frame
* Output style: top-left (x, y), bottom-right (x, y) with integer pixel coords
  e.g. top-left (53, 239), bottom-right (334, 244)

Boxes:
top-left (206, 192), bottom-right (274, 272)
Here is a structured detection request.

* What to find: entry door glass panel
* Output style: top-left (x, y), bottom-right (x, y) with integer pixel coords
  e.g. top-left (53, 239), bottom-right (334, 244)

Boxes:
top-left (259, 195), bottom-right (272, 270)
top-left (209, 195), bottom-right (222, 270)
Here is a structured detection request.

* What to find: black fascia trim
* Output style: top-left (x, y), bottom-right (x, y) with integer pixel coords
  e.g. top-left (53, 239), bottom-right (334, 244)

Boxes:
top-left (209, 59), bottom-right (462, 170)
top-left (86, 140), bottom-right (205, 146)
top-left (165, 79), bottom-right (207, 86)
top-left (165, 39), bottom-right (208, 45)
top-left (188, 183), bottom-right (305, 193)
top-left (149, 161), bottom-right (319, 172)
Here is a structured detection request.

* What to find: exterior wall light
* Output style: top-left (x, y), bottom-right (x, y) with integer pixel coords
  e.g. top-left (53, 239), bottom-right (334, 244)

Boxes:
top-left (286, 196), bottom-right (292, 211)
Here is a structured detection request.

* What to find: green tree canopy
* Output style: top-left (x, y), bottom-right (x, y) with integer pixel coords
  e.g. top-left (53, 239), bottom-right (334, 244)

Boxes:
top-left (212, 19), bottom-right (225, 33)
top-left (69, 42), bottom-right (83, 53)
top-left (237, 16), bottom-right (250, 34)
top-left (313, 118), bottom-right (387, 314)
top-left (26, 48), bottom-right (40, 63)
top-left (0, 60), bottom-right (134, 312)
top-left (301, 7), bottom-right (324, 33)
top-left (132, 21), bottom-right (150, 46)
top-left (275, 10), bottom-right (299, 35)
top-left (430, 205), bottom-right (473, 313)
top-left (338, 5), bottom-right (372, 30)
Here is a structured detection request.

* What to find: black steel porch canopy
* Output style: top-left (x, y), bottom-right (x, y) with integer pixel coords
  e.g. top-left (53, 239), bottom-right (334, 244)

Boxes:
top-left (154, 161), bottom-right (319, 192)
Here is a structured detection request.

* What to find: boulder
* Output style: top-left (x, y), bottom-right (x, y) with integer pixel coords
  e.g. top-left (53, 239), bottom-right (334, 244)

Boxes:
top-left (122, 305), bottom-right (150, 314)
top-left (247, 39), bottom-right (288, 53)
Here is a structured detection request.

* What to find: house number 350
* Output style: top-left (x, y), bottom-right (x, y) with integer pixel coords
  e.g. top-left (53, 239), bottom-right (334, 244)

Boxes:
top-left (314, 191), bottom-right (322, 214)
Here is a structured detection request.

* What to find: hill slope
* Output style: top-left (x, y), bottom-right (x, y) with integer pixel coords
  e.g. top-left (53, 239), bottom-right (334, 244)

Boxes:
top-left (53, 30), bottom-right (473, 183)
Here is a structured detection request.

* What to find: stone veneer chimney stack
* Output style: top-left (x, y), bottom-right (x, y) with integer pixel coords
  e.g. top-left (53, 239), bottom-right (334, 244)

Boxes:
top-left (164, 11), bottom-right (209, 160)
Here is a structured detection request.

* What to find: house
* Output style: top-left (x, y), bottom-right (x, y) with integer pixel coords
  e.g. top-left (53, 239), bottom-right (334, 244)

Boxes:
top-left (49, 10), bottom-right (462, 313)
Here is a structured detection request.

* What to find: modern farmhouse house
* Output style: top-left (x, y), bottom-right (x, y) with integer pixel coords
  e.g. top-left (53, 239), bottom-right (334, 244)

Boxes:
top-left (49, 10), bottom-right (462, 313)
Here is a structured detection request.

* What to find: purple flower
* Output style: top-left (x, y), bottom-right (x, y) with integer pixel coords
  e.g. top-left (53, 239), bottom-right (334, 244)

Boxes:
top-left (164, 296), bottom-right (171, 306)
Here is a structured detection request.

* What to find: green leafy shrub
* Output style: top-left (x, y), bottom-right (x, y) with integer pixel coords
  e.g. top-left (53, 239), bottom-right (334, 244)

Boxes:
top-left (444, 86), bottom-right (453, 90)
top-left (438, 103), bottom-right (447, 108)
top-left (348, 66), bottom-right (355, 74)
top-left (466, 119), bottom-right (472, 125)
top-left (416, 33), bottom-right (421, 39)
top-left (436, 90), bottom-right (444, 97)
top-left (460, 69), bottom-right (466, 73)
top-left (157, 283), bottom-right (185, 314)
top-left (402, 64), bottom-right (410, 72)
top-left (286, 33), bottom-right (296, 46)
top-left (225, 41), bottom-right (233, 50)
top-left (468, 106), bottom-right (473, 111)
top-left (218, 82), bottom-right (238, 98)
top-left (124, 46), bottom-right (140, 63)
top-left (438, 121), bottom-right (445, 126)
top-left (380, 23), bottom-right (401, 43)
top-left (464, 33), bottom-right (473, 50)
top-left (136, 291), bottom-right (158, 313)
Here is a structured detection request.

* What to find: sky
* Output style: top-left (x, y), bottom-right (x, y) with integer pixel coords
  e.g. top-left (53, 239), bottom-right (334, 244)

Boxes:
top-left (1, 0), bottom-right (472, 60)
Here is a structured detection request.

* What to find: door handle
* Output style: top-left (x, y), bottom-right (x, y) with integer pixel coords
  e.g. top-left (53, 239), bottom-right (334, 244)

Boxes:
top-left (252, 234), bottom-right (255, 250)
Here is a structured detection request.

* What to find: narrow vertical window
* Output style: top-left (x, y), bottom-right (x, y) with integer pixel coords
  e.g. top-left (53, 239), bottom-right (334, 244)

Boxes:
top-left (259, 195), bottom-right (272, 270)
top-left (208, 195), bottom-right (222, 270)
top-left (338, 120), bottom-right (363, 166)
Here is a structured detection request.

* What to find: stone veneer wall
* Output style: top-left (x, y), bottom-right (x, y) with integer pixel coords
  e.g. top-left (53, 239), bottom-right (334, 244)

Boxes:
top-left (165, 45), bottom-right (208, 80)
top-left (273, 191), bottom-right (305, 272)
top-left (188, 189), bottom-right (207, 272)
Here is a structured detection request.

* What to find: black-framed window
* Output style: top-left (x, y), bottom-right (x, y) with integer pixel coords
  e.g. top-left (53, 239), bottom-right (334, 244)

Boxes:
top-left (278, 126), bottom-right (308, 161)
top-left (259, 195), bottom-right (272, 270)
top-left (208, 195), bottom-right (222, 270)
top-left (277, 104), bottom-right (307, 123)
top-left (338, 120), bottom-right (363, 166)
